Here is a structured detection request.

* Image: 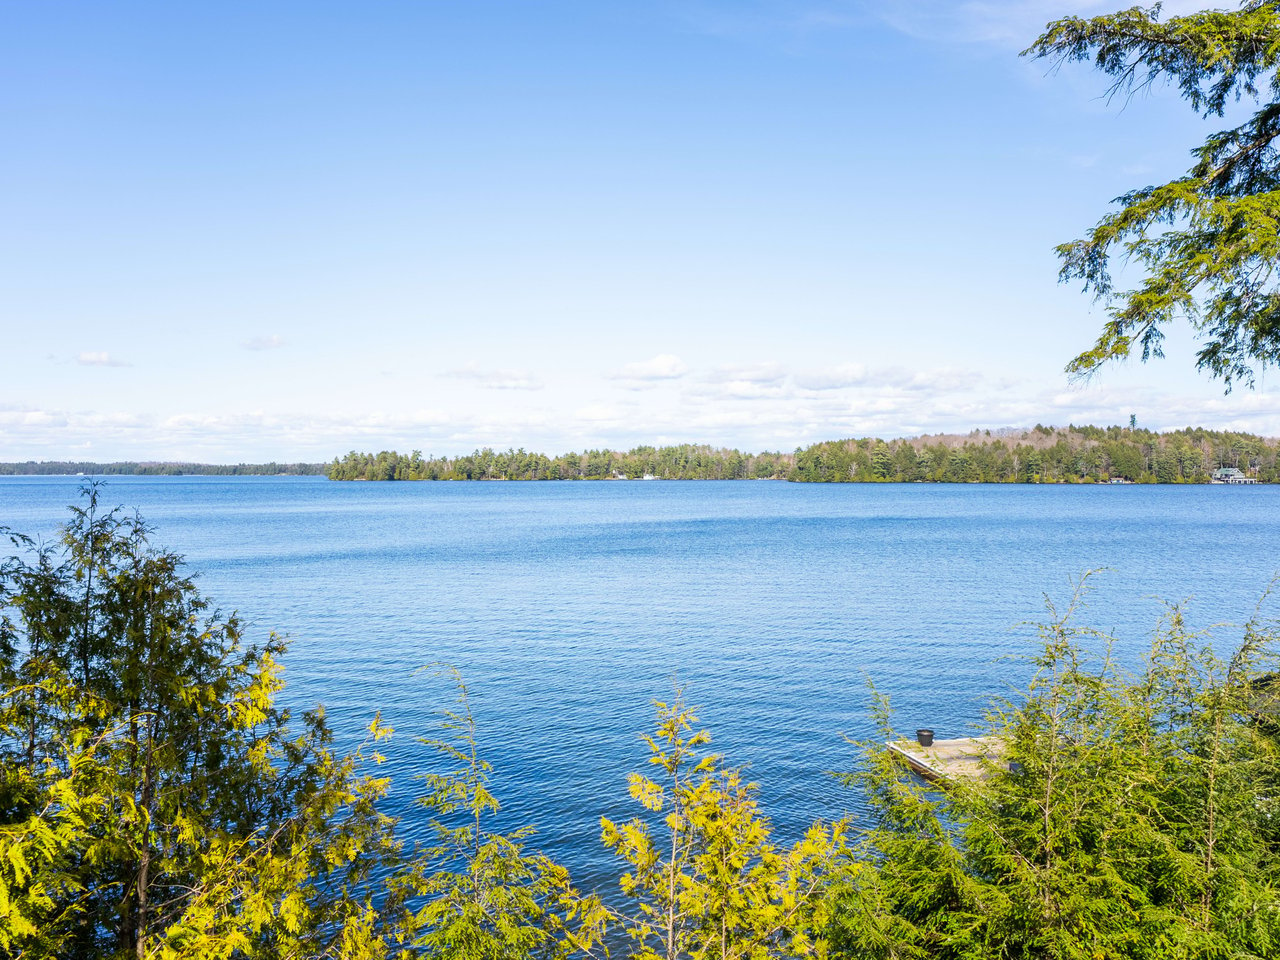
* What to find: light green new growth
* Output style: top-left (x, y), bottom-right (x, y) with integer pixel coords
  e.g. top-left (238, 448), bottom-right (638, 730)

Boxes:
top-left (593, 691), bottom-right (846, 960)
top-left (398, 667), bottom-right (579, 960)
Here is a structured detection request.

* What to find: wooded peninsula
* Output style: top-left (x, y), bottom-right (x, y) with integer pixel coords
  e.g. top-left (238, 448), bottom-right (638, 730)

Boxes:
top-left (327, 424), bottom-right (1280, 484)
top-left (0, 461), bottom-right (327, 477)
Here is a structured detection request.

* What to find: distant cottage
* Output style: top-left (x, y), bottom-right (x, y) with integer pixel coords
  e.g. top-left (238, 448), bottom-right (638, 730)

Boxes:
top-left (1211, 467), bottom-right (1259, 484)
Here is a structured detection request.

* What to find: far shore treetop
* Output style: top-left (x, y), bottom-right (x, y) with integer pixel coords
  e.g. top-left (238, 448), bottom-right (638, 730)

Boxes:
top-left (5, 424), bottom-right (1278, 484)
top-left (326, 424), bottom-right (1280, 484)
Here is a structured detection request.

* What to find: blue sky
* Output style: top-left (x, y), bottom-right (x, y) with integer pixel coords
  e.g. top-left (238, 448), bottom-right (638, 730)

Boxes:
top-left (3, 0), bottom-right (1275, 461)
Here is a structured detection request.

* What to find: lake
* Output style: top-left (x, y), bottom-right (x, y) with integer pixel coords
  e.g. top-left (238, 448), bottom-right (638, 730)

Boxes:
top-left (2, 476), bottom-right (1277, 890)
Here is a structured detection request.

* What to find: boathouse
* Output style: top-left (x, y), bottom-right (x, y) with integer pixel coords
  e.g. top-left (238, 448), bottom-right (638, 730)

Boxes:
top-left (1211, 467), bottom-right (1259, 484)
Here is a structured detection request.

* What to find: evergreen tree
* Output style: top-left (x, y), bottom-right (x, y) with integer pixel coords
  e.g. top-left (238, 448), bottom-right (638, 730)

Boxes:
top-left (825, 578), bottom-right (1280, 959)
top-left (0, 489), bottom-right (584, 959)
top-left (1028, 2), bottom-right (1280, 389)
top-left (584, 692), bottom-right (845, 960)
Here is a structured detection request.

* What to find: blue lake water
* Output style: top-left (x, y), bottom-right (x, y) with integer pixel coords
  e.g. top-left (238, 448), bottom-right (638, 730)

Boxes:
top-left (2, 476), bottom-right (1278, 891)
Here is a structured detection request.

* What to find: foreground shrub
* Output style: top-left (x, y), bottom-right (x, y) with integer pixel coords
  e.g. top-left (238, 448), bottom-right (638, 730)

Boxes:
top-left (828, 579), bottom-right (1280, 960)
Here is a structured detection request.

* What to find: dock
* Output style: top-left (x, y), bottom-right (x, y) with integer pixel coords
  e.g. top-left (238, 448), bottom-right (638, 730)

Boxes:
top-left (886, 736), bottom-right (1006, 785)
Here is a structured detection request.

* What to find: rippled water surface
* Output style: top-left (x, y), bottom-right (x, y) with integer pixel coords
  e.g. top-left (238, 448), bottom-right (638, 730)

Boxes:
top-left (2, 476), bottom-right (1277, 888)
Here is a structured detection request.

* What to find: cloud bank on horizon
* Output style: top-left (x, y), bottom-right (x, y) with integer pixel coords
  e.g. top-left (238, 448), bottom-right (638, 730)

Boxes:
top-left (4, 353), bottom-right (1278, 462)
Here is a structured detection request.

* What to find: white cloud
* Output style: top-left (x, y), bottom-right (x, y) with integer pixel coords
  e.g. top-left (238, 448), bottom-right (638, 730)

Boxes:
top-left (243, 334), bottom-right (286, 351)
top-left (0, 405), bottom-right (555, 461)
top-left (684, 363), bottom-right (791, 402)
top-left (709, 381), bottom-right (790, 401)
top-left (4, 362), bottom-right (1278, 463)
top-left (76, 351), bottom-right (131, 368)
top-left (617, 353), bottom-right (688, 382)
top-left (896, 368), bottom-right (986, 393)
top-left (705, 362), bottom-right (786, 385)
top-left (573, 403), bottom-right (627, 424)
top-left (792, 364), bottom-right (983, 394)
top-left (445, 365), bottom-right (544, 391)
top-left (795, 362), bottom-right (868, 390)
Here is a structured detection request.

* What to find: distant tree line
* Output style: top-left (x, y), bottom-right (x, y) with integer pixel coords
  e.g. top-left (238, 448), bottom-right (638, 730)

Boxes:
top-left (0, 461), bottom-right (327, 476)
top-left (792, 425), bottom-right (1280, 483)
top-left (327, 444), bottom-right (792, 481)
top-left (329, 425), bottom-right (1280, 483)
top-left (4, 425), bottom-right (1276, 483)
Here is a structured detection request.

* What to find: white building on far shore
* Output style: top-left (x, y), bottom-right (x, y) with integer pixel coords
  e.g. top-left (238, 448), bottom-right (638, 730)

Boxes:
top-left (1211, 467), bottom-right (1259, 484)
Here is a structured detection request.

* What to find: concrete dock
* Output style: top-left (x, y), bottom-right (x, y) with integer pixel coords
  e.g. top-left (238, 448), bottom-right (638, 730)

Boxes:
top-left (886, 736), bottom-right (1006, 785)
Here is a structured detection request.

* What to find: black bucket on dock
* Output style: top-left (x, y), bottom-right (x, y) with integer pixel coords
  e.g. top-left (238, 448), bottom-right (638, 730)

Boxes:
top-left (916, 728), bottom-right (934, 747)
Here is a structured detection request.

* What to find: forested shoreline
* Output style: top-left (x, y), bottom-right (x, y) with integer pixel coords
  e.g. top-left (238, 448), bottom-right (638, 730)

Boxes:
top-left (328, 444), bottom-right (792, 482)
top-left (0, 461), bottom-right (327, 476)
top-left (328, 424), bottom-right (1280, 483)
top-left (5, 426), bottom-right (1277, 484)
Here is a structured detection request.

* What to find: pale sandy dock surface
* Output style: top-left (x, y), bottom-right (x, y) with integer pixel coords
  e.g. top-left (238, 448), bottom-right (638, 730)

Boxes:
top-left (887, 736), bottom-right (1006, 784)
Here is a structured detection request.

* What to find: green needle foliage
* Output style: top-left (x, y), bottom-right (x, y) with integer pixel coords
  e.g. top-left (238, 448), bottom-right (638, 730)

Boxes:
top-left (0, 485), bottom-right (403, 959)
top-left (826, 578), bottom-right (1280, 960)
top-left (395, 668), bottom-right (579, 960)
top-left (0, 490), bottom-right (589, 960)
top-left (1027, 1), bottom-right (1280, 389)
top-left (591, 692), bottom-right (847, 960)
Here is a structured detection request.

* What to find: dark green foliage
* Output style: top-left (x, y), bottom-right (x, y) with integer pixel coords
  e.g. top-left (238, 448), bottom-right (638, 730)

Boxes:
top-left (0, 484), bottom-right (400, 958)
top-left (330, 426), bottom-right (1280, 485)
top-left (786, 425), bottom-right (1277, 483)
top-left (0, 489), bottom-right (584, 959)
top-left (1027, 2), bottom-right (1280, 389)
top-left (326, 446), bottom-right (793, 482)
top-left (826, 579), bottom-right (1280, 959)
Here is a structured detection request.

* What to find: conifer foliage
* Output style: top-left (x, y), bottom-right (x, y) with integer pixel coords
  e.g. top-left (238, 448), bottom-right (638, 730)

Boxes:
top-left (0, 488), bottom-right (602, 960)
top-left (0, 485), bottom-right (402, 958)
top-left (826, 579), bottom-right (1280, 960)
top-left (584, 693), bottom-right (845, 960)
top-left (1029, 1), bottom-right (1280, 388)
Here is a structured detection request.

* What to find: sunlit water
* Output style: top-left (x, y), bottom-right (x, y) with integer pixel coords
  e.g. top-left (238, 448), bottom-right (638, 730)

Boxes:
top-left (2, 476), bottom-right (1277, 891)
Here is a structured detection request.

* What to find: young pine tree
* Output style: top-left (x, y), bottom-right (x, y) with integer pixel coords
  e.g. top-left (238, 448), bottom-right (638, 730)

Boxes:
top-left (589, 691), bottom-right (845, 960)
